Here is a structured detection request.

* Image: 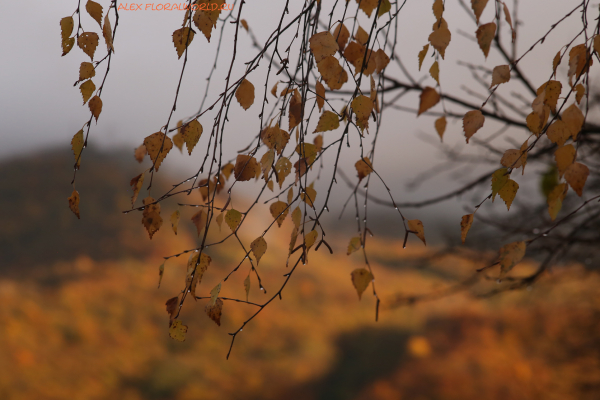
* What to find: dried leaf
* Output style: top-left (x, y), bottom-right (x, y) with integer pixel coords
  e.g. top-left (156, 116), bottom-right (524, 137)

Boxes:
top-left (555, 144), bottom-right (576, 177)
top-left (269, 201), bottom-right (289, 227)
top-left (236, 79), bottom-right (255, 110)
top-left (301, 183), bottom-right (317, 207)
top-left (564, 162), bottom-right (589, 196)
top-left (351, 95), bottom-right (373, 124)
top-left (429, 61), bottom-right (440, 85)
top-left (305, 230), bottom-right (318, 250)
top-left (428, 19), bottom-right (451, 59)
top-left (225, 209), bottom-right (242, 232)
top-left (476, 22), bottom-right (496, 59)
top-left (314, 110), bottom-right (339, 133)
top-left (71, 130), bottom-right (84, 169)
top-left (88, 95), bottom-right (102, 122)
top-left (490, 65), bottom-right (510, 87)
top-left (250, 237), bottom-right (267, 265)
top-left (460, 214), bottom-right (474, 244)
top-left (165, 296), bottom-right (178, 322)
top-left (408, 219), bottom-right (426, 245)
top-left (169, 320), bottom-right (188, 341)
top-left (463, 110), bottom-right (485, 142)
top-left (85, 0), bottom-right (103, 27)
top-left (418, 44), bottom-right (429, 71)
top-left (134, 144), bottom-right (146, 163)
top-left (537, 81), bottom-right (562, 114)
top-left (103, 13), bottom-right (114, 52)
top-left (79, 62), bottom-right (96, 81)
top-left (289, 89), bottom-right (303, 131)
top-left (498, 179), bottom-right (519, 210)
top-left (60, 16), bottom-right (74, 40)
top-left (172, 27), bottom-right (195, 59)
top-left (351, 268), bottom-right (373, 300)
top-left (562, 104), bottom-right (584, 140)
top-left (143, 132), bottom-right (173, 171)
top-left (502, 2), bottom-right (515, 42)
top-left (80, 80), bottom-right (95, 104)
top-left (418, 87), bottom-right (440, 116)
top-left (355, 157), bottom-right (373, 181)
top-left (130, 172), bottom-right (144, 206)
top-left (274, 157), bottom-right (292, 188)
top-left (191, 209), bottom-right (207, 236)
top-left (316, 80), bottom-right (326, 111)
top-left (500, 149), bottom-right (524, 169)
top-left (309, 31), bottom-right (339, 63)
top-left (68, 190), bottom-right (80, 219)
top-left (317, 56), bottom-right (348, 90)
top-left (333, 23), bottom-right (350, 51)
top-left (170, 210), bottom-right (180, 234)
top-left (205, 298), bottom-right (223, 326)
top-left (552, 51), bottom-right (561, 78)
top-left (62, 37), bottom-right (75, 56)
top-left (491, 168), bottom-right (509, 201)
top-left (433, 0), bottom-right (444, 21)
top-left (261, 123), bottom-right (290, 155)
top-left (355, 26), bottom-right (369, 46)
top-left (347, 236), bottom-right (362, 255)
top-left (547, 183), bottom-right (567, 221)
top-left (546, 120), bottom-right (569, 147)
top-left (471, 0), bottom-right (489, 24)
top-left (498, 241), bottom-right (526, 278)
top-left (234, 155), bottom-right (259, 181)
top-left (357, 0), bottom-right (378, 17)
top-left (435, 116), bottom-right (446, 141)
top-left (181, 120), bottom-right (203, 155)
top-left (77, 32), bottom-right (99, 60)
top-left (142, 197), bottom-right (162, 239)
top-left (374, 49), bottom-right (390, 74)
top-left (292, 207), bottom-right (301, 229)
top-left (575, 84), bottom-right (585, 104)
top-left (209, 282), bottom-right (221, 306)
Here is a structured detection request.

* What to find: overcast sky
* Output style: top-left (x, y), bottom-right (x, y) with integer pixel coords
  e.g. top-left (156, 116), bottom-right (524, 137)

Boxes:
top-left (0, 0), bottom-right (590, 239)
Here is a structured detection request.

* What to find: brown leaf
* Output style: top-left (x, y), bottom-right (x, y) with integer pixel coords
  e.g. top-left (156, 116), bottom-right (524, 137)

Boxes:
top-left (564, 162), bottom-right (589, 196)
top-left (470, 0), bottom-right (489, 24)
top-left (172, 27), bottom-right (195, 59)
top-left (143, 132), bottom-right (173, 171)
top-left (490, 65), bottom-right (510, 87)
top-left (289, 89), bottom-right (303, 131)
top-left (134, 144), bottom-right (147, 163)
top-left (275, 157), bottom-right (292, 188)
top-left (309, 31), bottom-right (339, 63)
top-left (546, 120), bottom-right (570, 147)
top-left (547, 183), bottom-right (567, 221)
top-left (435, 116), bottom-right (446, 141)
top-left (317, 56), bottom-right (348, 90)
top-left (374, 49), bottom-right (390, 74)
top-left (460, 214), bottom-right (474, 244)
top-left (432, 0), bottom-right (444, 21)
top-left (62, 37), bottom-right (75, 56)
top-left (498, 179), bottom-right (518, 210)
top-left (181, 120), bottom-right (203, 155)
top-left (171, 210), bottom-right (180, 235)
top-left (269, 201), bottom-right (289, 227)
top-left (234, 155), bottom-right (259, 181)
top-left (142, 197), bottom-right (162, 239)
top-left (418, 44), bottom-right (429, 71)
top-left (355, 157), bottom-right (374, 181)
top-left (428, 19), bottom-right (451, 59)
top-left (60, 16), bottom-right (74, 41)
top-left (225, 209), bottom-right (242, 232)
top-left (77, 32), bottom-right (99, 60)
top-left (68, 190), bottom-right (80, 219)
top-left (332, 23), bottom-right (350, 51)
top-left (562, 104), bottom-right (584, 140)
top-left (261, 123), bottom-right (290, 155)
top-left (315, 80), bottom-right (326, 111)
top-left (79, 62), bottom-right (96, 81)
top-left (88, 95), bottom-right (102, 122)
top-left (555, 144), bottom-right (576, 177)
top-left (429, 61), bottom-right (440, 85)
top-left (418, 87), bottom-right (440, 116)
top-left (103, 13), bottom-right (114, 52)
top-left (130, 172), bottom-right (144, 206)
top-left (408, 219), bottom-right (426, 245)
top-left (165, 296), bottom-right (179, 322)
top-left (351, 268), bottom-right (374, 300)
top-left (191, 209), bottom-right (207, 236)
top-left (301, 183), bottom-right (317, 207)
top-left (205, 298), bottom-right (223, 326)
top-left (235, 79), bottom-right (255, 110)
top-left (491, 168), bottom-right (509, 202)
top-left (71, 130), bottom-right (84, 169)
top-left (169, 319), bottom-right (188, 341)
top-left (500, 149), bottom-right (524, 169)
top-left (80, 80), bottom-right (95, 105)
top-left (498, 241), bottom-right (526, 278)
top-left (463, 110), bottom-right (485, 142)
top-left (85, 0), bottom-right (103, 27)
top-left (476, 22), bottom-right (496, 59)
top-left (250, 237), bottom-right (267, 265)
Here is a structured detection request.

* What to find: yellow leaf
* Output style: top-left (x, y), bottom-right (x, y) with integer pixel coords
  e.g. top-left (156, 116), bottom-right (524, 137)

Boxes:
top-left (374, 49), bottom-right (390, 74)
top-left (79, 62), bottom-right (96, 81)
top-left (172, 27), bottom-right (195, 59)
top-left (275, 157), bottom-right (292, 188)
top-left (355, 157), bottom-right (374, 181)
top-left (143, 132), bottom-right (173, 171)
top-left (170, 210), bottom-right (180, 235)
top-left (316, 80), bottom-right (326, 111)
top-left (305, 230), bottom-right (318, 250)
top-left (235, 79), bottom-right (255, 110)
top-left (564, 162), bottom-right (589, 196)
top-left (169, 320), bottom-right (188, 341)
top-left (526, 112), bottom-right (542, 136)
top-left (134, 144), bottom-right (146, 163)
top-left (244, 275), bottom-right (251, 301)
top-left (301, 184), bottom-right (317, 207)
top-left (193, 3), bottom-right (223, 42)
top-left (250, 237), bottom-right (267, 265)
top-left (191, 209), bottom-right (207, 236)
top-left (142, 197), bottom-right (162, 239)
top-left (225, 209), bottom-right (242, 232)
top-left (260, 149), bottom-right (275, 180)
top-left (68, 189), bottom-right (80, 219)
top-left (62, 37), bottom-right (75, 56)
top-left (187, 252), bottom-right (211, 299)
top-left (80, 80), bottom-right (95, 104)
top-left (500, 149), bottom-right (524, 169)
top-left (476, 22), bottom-right (496, 59)
top-left (351, 268), bottom-right (373, 300)
top-left (490, 65), bottom-right (510, 87)
top-left (463, 110), bottom-right (485, 142)
top-left (418, 87), bottom-right (440, 116)
top-left (562, 104), bottom-right (584, 140)
top-left (103, 13), bottom-right (114, 52)
top-left (181, 120), bottom-right (203, 155)
top-left (546, 120), bottom-right (569, 146)
top-left (269, 201), bottom-right (289, 227)
top-left (498, 179), bottom-right (518, 210)
top-left (130, 172), bottom-right (144, 206)
top-left (435, 116), bottom-right (446, 141)
top-left (498, 241), bottom-right (526, 278)
top-left (88, 95), bottom-right (102, 122)
top-left (71, 129), bottom-right (84, 169)
top-left (77, 32), bottom-right (99, 60)
top-left (234, 155), bottom-right (259, 181)
top-left (428, 19), bottom-right (451, 59)
top-left (261, 123), bottom-right (290, 155)
top-left (314, 111), bottom-right (339, 133)
top-left (536, 81), bottom-right (562, 114)
top-left (85, 0), bottom-right (103, 27)
top-left (555, 144), bottom-right (576, 177)
top-left (418, 44), bottom-right (429, 71)
top-left (547, 183), bottom-right (567, 221)
top-left (347, 236), bottom-right (362, 255)
top-left (309, 31), bottom-right (339, 63)
top-left (351, 95), bottom-right (373, 123)
top-left (432, 0), bottom-right (444, 20)
top-left (292, 207), bottom-right (301, 229)
top-left (317, 56), bottom-right (348, 90)
top-left (332, 23), bottom-right (350, 51)
top-left (60, 16), bottom-right (74, 41)
top-left (209, 282), bottom-right (221, 306)
top-left (568, 44), bottom-right (593, 85)
top-left (408, 219), bottom-right (426, 245)
top-left (491, 168), bottom-right (509, 201)
top-left (460, 214), bottom-right (474, 244)
top-left (470, 0), bottom-right (489, 24)
top-left (429, 61), bottom-right (440, 85)
top-left (295, 143), bottom-right (318, 165)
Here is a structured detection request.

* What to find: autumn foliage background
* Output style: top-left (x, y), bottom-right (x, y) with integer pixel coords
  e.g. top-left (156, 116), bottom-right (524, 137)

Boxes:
top-left (2, 0), bottom-right (600, 398)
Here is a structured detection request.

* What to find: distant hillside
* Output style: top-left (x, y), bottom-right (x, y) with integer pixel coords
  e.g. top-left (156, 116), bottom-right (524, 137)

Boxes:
top-left (0, 148), bottom-right (168, 273)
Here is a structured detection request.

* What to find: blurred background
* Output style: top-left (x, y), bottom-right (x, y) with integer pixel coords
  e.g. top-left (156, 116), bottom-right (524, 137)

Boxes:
top-left (1, 0), bottom-right (600, 399)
